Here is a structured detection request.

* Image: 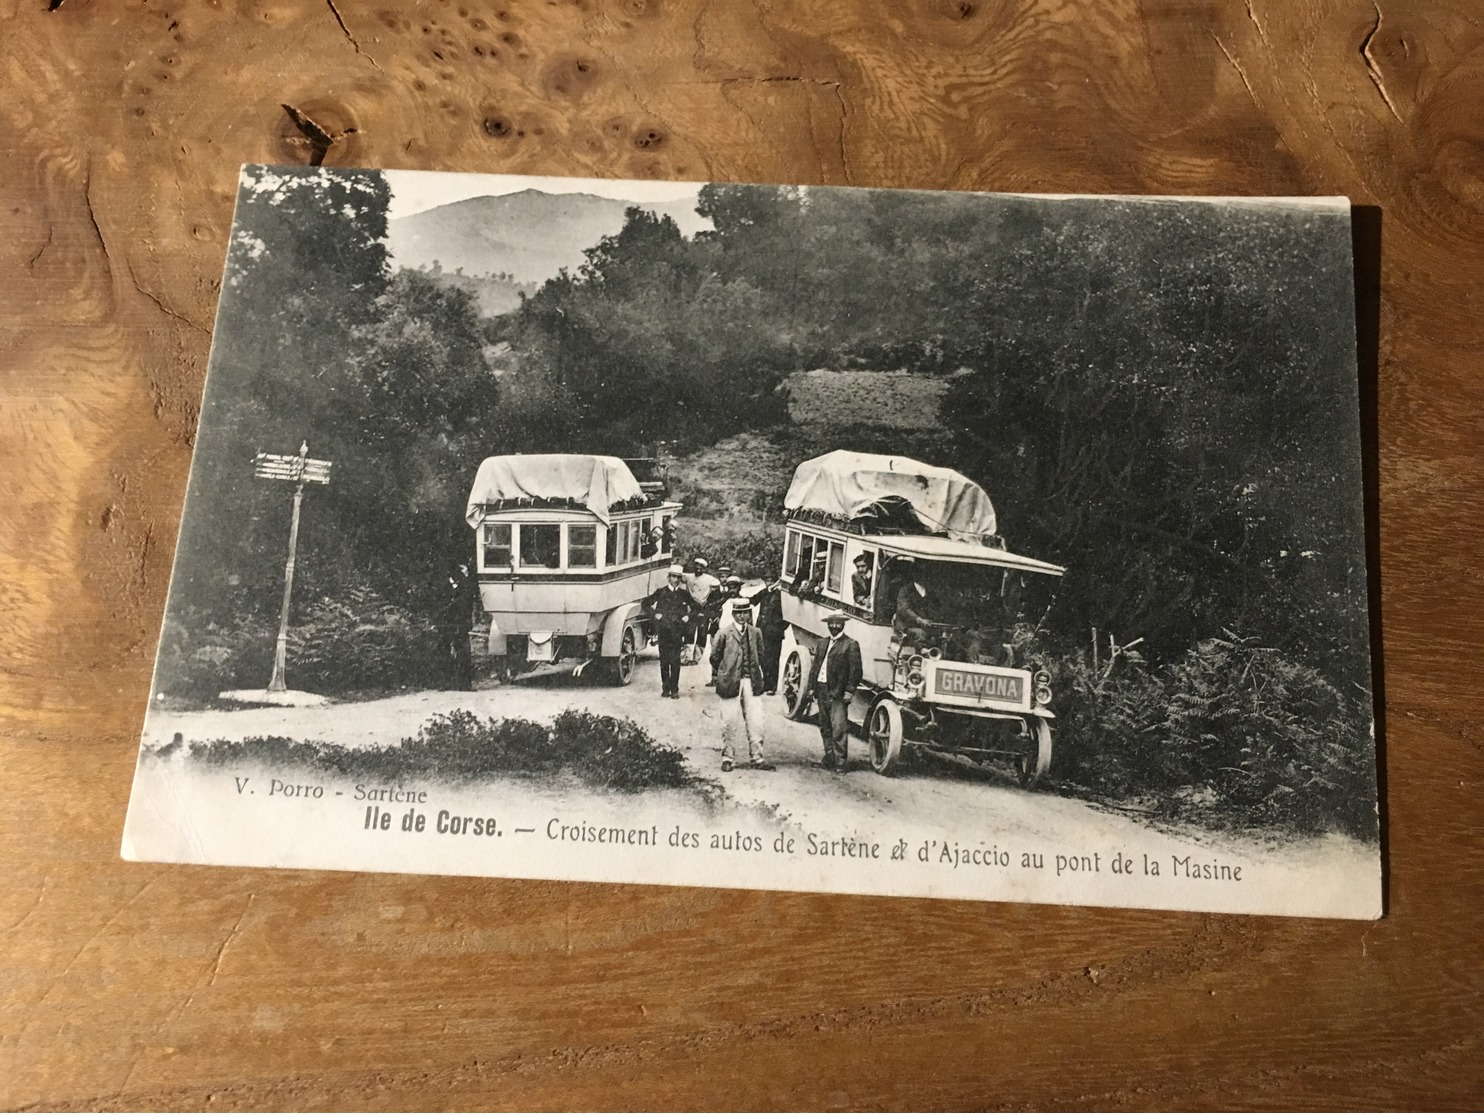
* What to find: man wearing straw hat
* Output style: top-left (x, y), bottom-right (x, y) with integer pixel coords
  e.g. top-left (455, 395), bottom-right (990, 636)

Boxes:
top-left (709, 595), bottom-right (774, 771)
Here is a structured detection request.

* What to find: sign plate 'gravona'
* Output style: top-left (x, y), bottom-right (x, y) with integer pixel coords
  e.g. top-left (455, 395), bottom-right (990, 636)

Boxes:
top-left (934, 669), bottom-right (1024, 704)
top-left (121, 167), bottom-right (1382, 919)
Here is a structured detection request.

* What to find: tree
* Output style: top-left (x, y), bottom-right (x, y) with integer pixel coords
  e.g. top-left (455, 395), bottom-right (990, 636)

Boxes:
top-left (169, 167), bottom-right (393, 623)
top-left (157, 168), bottom-right (508, 697)
top-left (502, 206), bottom-right (792, 451)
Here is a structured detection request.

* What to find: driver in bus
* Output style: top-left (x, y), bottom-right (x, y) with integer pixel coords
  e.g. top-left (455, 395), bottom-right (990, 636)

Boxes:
top-left (892, 561), bottom-right (938, 649)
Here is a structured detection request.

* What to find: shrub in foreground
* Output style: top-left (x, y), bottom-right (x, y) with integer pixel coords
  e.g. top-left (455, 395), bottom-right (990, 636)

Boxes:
top-left (549, 710), bottom-right (692, 792)
top-left (185, 708), bottom-right (700, 793)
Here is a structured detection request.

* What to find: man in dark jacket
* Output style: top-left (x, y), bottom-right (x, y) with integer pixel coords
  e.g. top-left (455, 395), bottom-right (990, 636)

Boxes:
top-left (814, 611), bottom-right (864, 771)
top-left (754, 582), bottom-right (787, 694)
top-left (645, 565), bottom-right (694, 698)
top-left (440, 556), bottom-right (477, 690)
top-left (893, 572), bottom-right (937, 649)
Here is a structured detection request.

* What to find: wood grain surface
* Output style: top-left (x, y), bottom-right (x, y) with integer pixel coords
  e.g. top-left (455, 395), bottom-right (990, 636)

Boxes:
top-left (2, 0), bottom-right (1481, 1109)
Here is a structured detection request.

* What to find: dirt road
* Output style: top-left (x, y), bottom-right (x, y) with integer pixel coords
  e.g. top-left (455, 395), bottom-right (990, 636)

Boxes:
top-left (149, 649), bottom-right (1088, 838)
top-left (138, 649), bottom-right (1380, 919)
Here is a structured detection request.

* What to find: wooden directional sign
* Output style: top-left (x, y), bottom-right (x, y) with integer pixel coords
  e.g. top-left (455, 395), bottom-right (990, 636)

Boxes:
top-left (253, 442), bottom-right (332, 692)
top-left (254, 451), bottom-right (332, 484)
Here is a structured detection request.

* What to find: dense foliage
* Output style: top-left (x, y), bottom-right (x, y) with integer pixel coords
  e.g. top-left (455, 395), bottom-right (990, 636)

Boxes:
top-left (1040, 631), bottom-right (1375, 838)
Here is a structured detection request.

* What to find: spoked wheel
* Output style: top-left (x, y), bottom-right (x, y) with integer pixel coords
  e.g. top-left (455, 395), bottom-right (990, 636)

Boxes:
top-left (1018, 716), bottom-right (1052, 787)
top-left (868, 698), bottom-right (903, 775)
top-left (609, 625), bottom-right (638, 686)
top-left (782, 648), bottom-right (813, 721)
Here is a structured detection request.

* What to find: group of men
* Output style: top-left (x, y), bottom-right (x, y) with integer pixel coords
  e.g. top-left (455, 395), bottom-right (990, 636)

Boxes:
top-left (643, 558), bottom-right (863, 775)
top-left (643, 558), bottom-right (780, 699)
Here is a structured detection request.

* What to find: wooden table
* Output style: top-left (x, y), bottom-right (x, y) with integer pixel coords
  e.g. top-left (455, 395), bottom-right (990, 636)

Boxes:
top-left (2, 0), bottom-right (1480, 1108)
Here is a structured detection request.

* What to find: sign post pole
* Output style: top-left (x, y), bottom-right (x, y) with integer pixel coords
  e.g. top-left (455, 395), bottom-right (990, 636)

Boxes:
top-left (254, 441), bottom-right (333, 694)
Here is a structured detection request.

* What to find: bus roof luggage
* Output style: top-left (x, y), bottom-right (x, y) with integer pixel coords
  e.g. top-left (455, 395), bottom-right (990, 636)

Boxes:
top-left (466, 454), bottom-right (649, 526)
top-left (782, 450), bottom-right (998, 542)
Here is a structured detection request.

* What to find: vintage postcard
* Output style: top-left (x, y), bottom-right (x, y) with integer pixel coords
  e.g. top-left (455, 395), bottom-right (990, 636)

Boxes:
top-left (122, 167), bottom-right (1381, 918)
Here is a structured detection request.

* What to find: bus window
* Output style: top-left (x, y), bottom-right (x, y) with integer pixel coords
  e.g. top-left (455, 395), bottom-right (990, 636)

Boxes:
top-left (519, 524), bottom-right (560, 569)
top-left (785, 531), bottom-right (802, 578)
top-left (567, 524), bottom-right (597, 569)
top-left (809, 539), bottom-right (828, 586)
top-left (482, 523), bottom-right (512, 569)
top-left (825, 540), bottom-right (845, 596)
top-left (794, 535), bottom-right (816, 590)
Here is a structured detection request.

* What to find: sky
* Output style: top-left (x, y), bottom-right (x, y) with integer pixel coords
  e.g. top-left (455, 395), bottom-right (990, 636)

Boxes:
top-left (377, 169), bottom-right (1340, 224)
top-left (383, 169), bottom-right (707, 223)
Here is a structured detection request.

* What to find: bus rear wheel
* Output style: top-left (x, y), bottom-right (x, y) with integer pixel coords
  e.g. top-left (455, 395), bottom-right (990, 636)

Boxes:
top-left (608, 625), bottom-right (638, 687)
top-left (782, 648), bottom-right (813, 721)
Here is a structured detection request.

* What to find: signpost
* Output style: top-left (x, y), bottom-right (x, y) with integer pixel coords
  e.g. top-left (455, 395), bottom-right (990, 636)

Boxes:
top-left (254, 442), bottom-right (332, 692)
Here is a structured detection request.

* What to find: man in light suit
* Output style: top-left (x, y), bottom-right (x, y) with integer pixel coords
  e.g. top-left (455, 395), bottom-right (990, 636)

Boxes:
top-left (709, 598), bottom-right (775, 772)
top-left (814, 611), bottom-right (864, 772)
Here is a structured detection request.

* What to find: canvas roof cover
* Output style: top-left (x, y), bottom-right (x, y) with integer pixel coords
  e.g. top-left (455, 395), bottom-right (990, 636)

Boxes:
top-left (466, 454), bottom-right (645, 525)
top-left (783, 450), bottom-right (998, 541)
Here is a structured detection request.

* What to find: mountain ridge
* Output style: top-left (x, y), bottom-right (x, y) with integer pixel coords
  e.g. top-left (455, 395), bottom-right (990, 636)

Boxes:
top-left (387, 189), bottom-right (709, 289)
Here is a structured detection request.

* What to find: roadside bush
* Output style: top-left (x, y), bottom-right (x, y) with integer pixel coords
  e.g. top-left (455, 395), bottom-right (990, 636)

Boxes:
top-left (186, 708), bottom-right (703, 793)
top-left (549, 709), bottom-right (693, 791)
top-left (1160, 635), bottom-right (1377, 839)
top-left (284, 587), bottom-right (449, 697)
top-left (1047, 631), bottom-right (1377, 840)
top-left (188, 734), bottom-right (340, 773)
top-left (151, 587), bottom-right (451, 703)
top-left (1045, 646), bottom-right (1169, 795)
top-left (398, 710), bottom-right (556, 779)
top-left (152, 613), bottom-right (276, 703)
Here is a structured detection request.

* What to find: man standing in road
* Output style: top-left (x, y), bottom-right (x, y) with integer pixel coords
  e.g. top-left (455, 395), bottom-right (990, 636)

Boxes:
top-left (710, 598), bottom-right (774, 772)
top-left (814, 610), bottom-right (863, 772)
top-left (684, 557), bottom-right (720, 662)
top-left (754, 581), bottom-right (787, 695)
top-left (440, 555), bottom-right (476, 691)
top-left (645, 564), bottom-right (693, 699)
top-left (711, 574), bottom-right (746, 685)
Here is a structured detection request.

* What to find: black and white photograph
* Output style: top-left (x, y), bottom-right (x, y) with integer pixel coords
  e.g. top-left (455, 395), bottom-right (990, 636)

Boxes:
top-left (122, 166), bottom-right (1380, 918)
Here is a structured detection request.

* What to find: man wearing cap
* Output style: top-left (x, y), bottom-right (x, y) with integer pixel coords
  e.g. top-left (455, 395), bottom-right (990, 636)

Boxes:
top-left (684, 558), bottom-right (720, 655)
top-left (645, 565), bottom-right (694, 698)
top-left (709, 597), bottom-right (774, 771)
top-left (754, 581), bottom-right (787, 694)
top-left (814, 611), bottom-right (863, 771)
